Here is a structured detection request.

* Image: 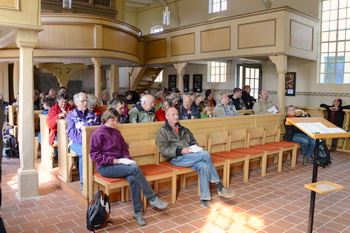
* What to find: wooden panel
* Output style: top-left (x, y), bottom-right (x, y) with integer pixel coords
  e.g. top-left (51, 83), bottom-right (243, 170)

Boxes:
top-left (146, 39), bottom-right (167, 59)
top-left (290, 20), bottom-right (313, 51)
top-left (102, 27), bottom-right (138, 55)
top-left (171, 33), bottom-right (195, 56)
top-left (37, 25), bottom-right (95, 49)
top-left (201, 27), bottom-right (230, 53)
top-left (238, 19), bottom-right (276, 49)
top-left (0, 0), bottom-right (18, 10)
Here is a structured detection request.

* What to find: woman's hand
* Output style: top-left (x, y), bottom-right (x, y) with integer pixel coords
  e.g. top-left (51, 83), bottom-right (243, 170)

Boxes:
top-left (113, 158), bottom-right (119, 164)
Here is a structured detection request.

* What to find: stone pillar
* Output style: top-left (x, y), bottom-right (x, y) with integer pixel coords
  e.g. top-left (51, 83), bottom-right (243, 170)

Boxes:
top-left (110, 64), bottom-right (119, 95)
top-left (91, 58), bottom-right (102, 98)
top-left (173, 63), bottom-right (187, 93)
top-left (269, 55), bottom-right (287, 113)
top-left (13, 61), bottom-right (19, 98)
top-left (15, 29), bottom-right (39, 199)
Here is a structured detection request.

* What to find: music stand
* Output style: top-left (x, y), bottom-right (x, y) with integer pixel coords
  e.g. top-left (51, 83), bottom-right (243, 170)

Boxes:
top-left (286, 117), bottom-right (350, 233)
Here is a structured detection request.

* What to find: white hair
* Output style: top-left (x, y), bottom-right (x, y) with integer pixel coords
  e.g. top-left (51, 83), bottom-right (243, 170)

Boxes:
top-left (73, 92), bottom-right (87, 103)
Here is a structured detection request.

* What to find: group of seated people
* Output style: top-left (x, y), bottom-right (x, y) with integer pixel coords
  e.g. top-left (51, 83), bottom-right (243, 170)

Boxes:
top-left (8, 84), bottom-right (347, 226)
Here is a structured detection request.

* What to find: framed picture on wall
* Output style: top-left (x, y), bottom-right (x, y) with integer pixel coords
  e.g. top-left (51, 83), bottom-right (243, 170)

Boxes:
top-left (168, 75), bottom-right (177, 91)
top-left (285, 72), bottom-right (296, 96)
top-left (183, 75), bottom-right (189, 92)
top-left (193, 74), bottom-right (202, 93)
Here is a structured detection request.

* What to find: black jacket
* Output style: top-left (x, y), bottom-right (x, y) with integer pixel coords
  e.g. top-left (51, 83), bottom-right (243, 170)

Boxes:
top-left (320, 104), bottom-right (350, 127)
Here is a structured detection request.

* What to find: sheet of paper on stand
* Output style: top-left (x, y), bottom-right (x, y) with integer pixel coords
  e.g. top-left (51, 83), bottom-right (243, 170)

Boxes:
top-left (118, 158), bottom-right (136, 165)
top-left (189, 145), bottom-right (204, 153)
top-left (295, 122), bottom-right (346, 135)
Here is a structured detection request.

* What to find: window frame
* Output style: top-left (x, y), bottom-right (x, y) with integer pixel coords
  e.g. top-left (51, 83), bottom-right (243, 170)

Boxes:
top-left (209, 0), bottom-right (227, 14)
top-left (207, 61), bottom-right (227, 83)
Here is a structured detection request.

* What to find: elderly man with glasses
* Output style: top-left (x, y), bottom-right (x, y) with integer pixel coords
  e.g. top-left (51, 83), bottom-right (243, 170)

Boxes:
top-left (128, 94), bottom-right (156, 123)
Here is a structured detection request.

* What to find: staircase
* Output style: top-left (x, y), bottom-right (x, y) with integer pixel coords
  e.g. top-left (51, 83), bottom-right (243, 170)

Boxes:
top-left (131, 67), bottom-right (163, 93)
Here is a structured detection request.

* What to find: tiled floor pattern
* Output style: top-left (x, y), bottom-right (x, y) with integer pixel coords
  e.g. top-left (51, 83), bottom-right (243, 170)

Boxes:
top-left (1, 152), bottom-right (350, 233)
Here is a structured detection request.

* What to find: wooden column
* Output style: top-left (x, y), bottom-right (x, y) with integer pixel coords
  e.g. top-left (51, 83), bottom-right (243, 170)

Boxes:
top-left (91, 58), bottom-right (102, 98)
top-left (15, 28), bottom-right (39, 199)
top-left (269, 55), bottom-right (287, 113)
top-left (110, 64), bottom-right (119, 95)
top-left (13, 61), bottom-right (19, 97)
top-left (173, 63), bottom-right (187, 93)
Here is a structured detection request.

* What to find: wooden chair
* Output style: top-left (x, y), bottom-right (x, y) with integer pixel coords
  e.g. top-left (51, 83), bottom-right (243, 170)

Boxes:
top-left (129, 140), bottom-right (177, 208)
top-left (264, 123), bottom-right (301, 168)
top-left (208, 131), bottom-right (248, 186)
top-left (248, 126), bottom-right (283, 173)
top-left (229, 128), bottom-right (266, 178)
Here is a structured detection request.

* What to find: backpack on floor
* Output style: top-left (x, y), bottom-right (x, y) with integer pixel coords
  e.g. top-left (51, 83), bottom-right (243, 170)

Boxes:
top-left (86, 189), bottom-right (111, 232)
top-left (2, 129), bottom-right (19, 159)
top-left (317, 140), bottom-right (332, 168)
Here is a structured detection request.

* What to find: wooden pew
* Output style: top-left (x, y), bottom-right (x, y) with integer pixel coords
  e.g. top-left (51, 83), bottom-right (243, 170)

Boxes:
top-left (7, 105), bottom-right (42, 137)
top-left (39, 114), bottom-right (56, 171)
top-left (79, 113), bottom-right (286, 199)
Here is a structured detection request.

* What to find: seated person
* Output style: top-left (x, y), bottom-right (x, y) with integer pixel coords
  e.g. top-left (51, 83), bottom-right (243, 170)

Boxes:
top-left (47, 92), bottom-right (74, 146)
top-left (213, 92), bottom-right (238, 117)
top-left (87, 94), bottom-right (103, 117)
top-left (253, 90), bottom-right (277, 114)
top-left (169, 93), bottom-right (180, 109)
top-left (37, 97), bottom-right (55, 144)
top-left (12, 93), bottom-right (19, 106)
top-left (124, 90), bottom-right (135, 104)
top-left (178, 94), bottom-right (200, 120)
top-left (100, 90), bottom-right (110, 106)
top-left (90, 108), bottom-right (168, 226)
top-left (66, 92), bottom-right (100, 190)
top-left (157, 107), bottom-right (236, 209)
top-left (320, 99), bottom-right (350, 151)
top-left (241, 85), bottom-right (256, 109)
top-left (199, 100), bottom-right (212, 118)
top-left (109, 98), bottom-right (128, 124)
top-left (0, 93), bottom-right (9, 110)
top-left (129, 95), bottom-right (156, 123)
top-left (155, 98), bottom-right (173, 121)
top-left (230, 88), bottom-right (247, 110)
top-left (284, 105), bottom-right (315, 165)
top-left (204, 89), bottom-right (216, 107)
top-left (192, 95), bottom-right (204, 115)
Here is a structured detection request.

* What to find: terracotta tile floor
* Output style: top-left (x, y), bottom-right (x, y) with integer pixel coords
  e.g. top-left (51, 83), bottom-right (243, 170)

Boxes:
top-left (2, 151), bottom-right (350, 233)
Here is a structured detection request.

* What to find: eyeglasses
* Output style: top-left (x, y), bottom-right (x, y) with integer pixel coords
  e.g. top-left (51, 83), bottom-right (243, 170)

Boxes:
top-left (79, 100), bottom-right (88, 103)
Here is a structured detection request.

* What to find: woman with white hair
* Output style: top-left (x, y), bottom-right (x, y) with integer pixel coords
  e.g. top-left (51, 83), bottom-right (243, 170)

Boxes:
top-left (66, 92), bottom-right (100, 190)
top-left (213, 92), bottom-right (238, 117)
top-left (100, 90), bottom-right (110, 106)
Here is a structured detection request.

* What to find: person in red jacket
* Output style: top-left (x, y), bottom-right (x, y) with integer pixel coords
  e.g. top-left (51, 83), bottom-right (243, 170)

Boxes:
top-left (155, 98), bottom-right (173, 121)
top-left (47, 92), bottom-right (74, 145)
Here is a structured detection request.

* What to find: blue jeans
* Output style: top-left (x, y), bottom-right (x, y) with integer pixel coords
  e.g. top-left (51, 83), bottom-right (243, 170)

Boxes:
top-left (292, 133), bottom-right (315, 158)
top-left (69, 143), bottom-right (83, 184)
top-left (98, 164), bottom-right (155, 213)
top-left (170, 151), bottom-right (220, 200)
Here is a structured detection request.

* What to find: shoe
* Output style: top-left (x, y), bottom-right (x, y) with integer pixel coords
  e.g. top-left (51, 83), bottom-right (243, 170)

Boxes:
top-left (303, 156), bottom-right (310, 166)
top-left (133, 212), bottom-right (146, 226)
top-left (200, 200), bottom-right (218, 211)
top-left (79, 183), bottom-right (83, 191)
top-left (218, 187), bottom-right (237, 198)
top-left (150, 196), bottom-right (168, 209)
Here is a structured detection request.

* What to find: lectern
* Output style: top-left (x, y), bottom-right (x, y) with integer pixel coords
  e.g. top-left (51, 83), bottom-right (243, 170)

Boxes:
top-left (286, 117), bottom-right (350, 233)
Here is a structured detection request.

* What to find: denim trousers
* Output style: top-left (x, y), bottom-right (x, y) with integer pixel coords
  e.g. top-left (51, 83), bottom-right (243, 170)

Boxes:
top-left (69, 143), bottom-right (83, 184)
top-left (98, 164), bottom-right (155, 213)
top-left (170, 150), bottom-right (220, 200)
top-left (292, 133), bottom-right (315, 158)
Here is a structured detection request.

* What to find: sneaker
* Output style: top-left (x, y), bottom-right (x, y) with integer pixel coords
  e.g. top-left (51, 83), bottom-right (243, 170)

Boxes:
top-left (303, 156), bottom-right (310, 166)
top-left (133, 212), bottom-right (146, 226)
top-left (150, 196), bottom-right (168, 209)
top-left (218, 187), bottom-right (236, 198)
top-left (200, 200), bottom-right (218, 210)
